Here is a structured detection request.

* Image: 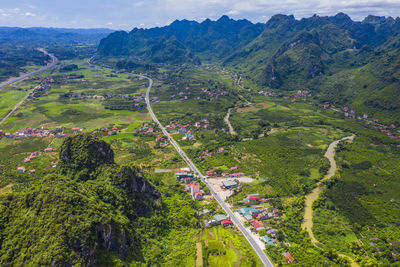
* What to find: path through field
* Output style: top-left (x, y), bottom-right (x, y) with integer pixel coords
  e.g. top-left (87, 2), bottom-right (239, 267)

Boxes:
top-left (301, 135), bottom-right (359, 267)
top-left (196, 242), bottom-right (203, 267)
top-left (224, 108), bottom-right (236, 135)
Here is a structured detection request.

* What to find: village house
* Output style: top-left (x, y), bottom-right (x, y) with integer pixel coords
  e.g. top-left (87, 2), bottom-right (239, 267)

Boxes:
top-left (222, 180), bottom-right (238, 190)
top-left (17, 166), bottom-right (26, 173)
top-left (213, 214), bottom-right (228, 225)
top-left (250, 219), bottom-right (265, 232)
top-left (175, 169), bottom-right (194, 181)
top-left (185, 183), bottom-right (204, 200)
top-left (237, 207), bottom-right (264, 221)
top-left (263, 235), bottom-right (275, 246)
top-left (230, 165), bottom-right (239, 170)
top-left (257, 211), bottom-right (274, 220)
top-left (221, 219), bottom-right (233, 227)
top-left (44, 148), bottom-right (56, 152)
top-left (241, 194), bottom-right (266, 204)
top-left (283, 252), bottom-right (295, 264)
top-left (178, 127), bottom-right (187, 134)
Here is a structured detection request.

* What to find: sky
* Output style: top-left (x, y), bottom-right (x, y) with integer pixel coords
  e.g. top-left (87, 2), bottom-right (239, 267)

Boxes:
top-left (0, 0), bottom-right (399, 30)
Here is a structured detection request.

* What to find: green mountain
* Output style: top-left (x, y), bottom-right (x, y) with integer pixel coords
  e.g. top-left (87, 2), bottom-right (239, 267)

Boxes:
top-left (0, 134), bottom-right (161, 266)
top-left (225, 13), bottom-right (400, 87)
top-left (318, 34), bottom-right (400, 123)
top-left (97, 16), bottom-right (265, 64)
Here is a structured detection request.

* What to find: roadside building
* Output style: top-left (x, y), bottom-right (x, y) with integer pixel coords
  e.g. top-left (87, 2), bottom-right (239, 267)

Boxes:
top-left (222, 180), bottom-right (238, 189)
top-left (194, 191), bottom-right (204, 201)
top-left (250, 219), bottom-right (264, 230)
top-left (237, 207), bottom-right (264, 220)
top-left (221, 220), bottom-right (233, 227)
top-left (263, 235), bottom-right (275, 246)
top-left (213, 214), bottom-right (228, 224)
top-left (241, 193), bottom-right (265, 204)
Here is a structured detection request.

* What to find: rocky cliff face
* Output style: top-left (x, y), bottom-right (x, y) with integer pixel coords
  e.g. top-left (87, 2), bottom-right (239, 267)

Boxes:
top-left (0, 134), bottom-right (161, 266)
top-left (111, 166), bottom-right (162, 215)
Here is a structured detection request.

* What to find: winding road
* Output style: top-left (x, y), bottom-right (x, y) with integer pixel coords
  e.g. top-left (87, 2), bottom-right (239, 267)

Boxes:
top-left (0, 49), bottom-right (57, 88)
top-left (143, 75), bottom-right (273, 267)
top-left (224, 108), bottom-right (236, 135)
top-left (301, 135), bottom-right (359, 267)
top-left (0, 49), bottom-right (58, 125)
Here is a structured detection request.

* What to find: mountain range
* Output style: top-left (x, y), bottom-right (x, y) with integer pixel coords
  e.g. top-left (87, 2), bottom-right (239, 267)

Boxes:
top-left (97, 13), bottom-right (400, 122)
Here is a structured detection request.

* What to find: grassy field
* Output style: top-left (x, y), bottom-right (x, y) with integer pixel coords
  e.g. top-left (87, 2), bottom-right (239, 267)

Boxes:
top-left (200, 226), bottom-right (262, 267)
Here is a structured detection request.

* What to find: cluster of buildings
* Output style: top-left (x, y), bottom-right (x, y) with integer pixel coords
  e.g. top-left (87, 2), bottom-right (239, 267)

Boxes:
top-left (0, 126), bottom-right (91, 140)
top-left (0, 127), bottom-right (59, 139)
top-left (200, 87), bottom-right (229, 101)
top-left (27, 78), bottom-right (55, 101)
top-left (175, 168), bottom-right (205, 201)
top-left (66, 92), bottom-right (145, 104)
top-left (235, 194), bottom-right (283, 249)
top-left (170, 88), bottom-right (191, 103)
top-left (99, 126), bottom-right (120, 136)
top-left (206, 214), bottom-right (233, 227)
top-left (258, 90), bottom-right (276, 97)
top-left (199, 147), bottom-right (226, 161)
top-left (294, 90), bottom-right (311, 99)
top-left (322, 104), bottom-right (400, 140)
top-left (155, 135), bottom-right (169, 147)
top-left (167, 118), bottom-right (212, 133)
top-left (241, 193), bottom-right (267, 205)
top-left (133, 123), bottom-right (159, 136)
top-left (18, 147), bottom-right (58, 173)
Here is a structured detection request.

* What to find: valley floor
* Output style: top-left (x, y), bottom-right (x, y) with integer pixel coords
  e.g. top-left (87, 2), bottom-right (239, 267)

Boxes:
top-left (0, 57), bottom-right (399, 266)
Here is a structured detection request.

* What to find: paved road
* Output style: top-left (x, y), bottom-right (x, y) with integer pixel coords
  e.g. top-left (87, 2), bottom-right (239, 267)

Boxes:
top-left (0, 49), bottom-right (57, 125)
top-left (143, 75), bottom-right (274, 267)
top-left (0, 49), bottom-right (58, 89)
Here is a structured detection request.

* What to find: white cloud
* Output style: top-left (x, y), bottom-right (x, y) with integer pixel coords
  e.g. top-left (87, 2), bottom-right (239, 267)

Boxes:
top-left (226, 10), bottom-right (239, 15)
top-left (0, 1), bottom-right (400, 29)
top-left (24, 12), bottom-right (36, 17)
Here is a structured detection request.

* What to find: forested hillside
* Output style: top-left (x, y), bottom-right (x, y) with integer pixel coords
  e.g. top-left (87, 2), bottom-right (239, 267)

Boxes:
top-left (97, 16), bottom-right (265, 63)
top-left (0, 134), bottom-right (163, 265)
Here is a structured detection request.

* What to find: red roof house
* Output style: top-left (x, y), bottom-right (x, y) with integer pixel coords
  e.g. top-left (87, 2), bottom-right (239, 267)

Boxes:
top-left (221, 220), bottom-right (233, 227)
top-left (283, 252), bottom-right (295, 263)
top-left (251, 220), bottom-right (264, 229)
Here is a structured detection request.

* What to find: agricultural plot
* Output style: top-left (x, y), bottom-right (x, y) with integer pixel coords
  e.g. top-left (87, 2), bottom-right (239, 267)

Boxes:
top-left (200, 226), bottom-right (262, 267)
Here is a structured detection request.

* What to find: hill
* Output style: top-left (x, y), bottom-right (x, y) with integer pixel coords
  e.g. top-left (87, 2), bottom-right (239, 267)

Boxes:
top-left (0, 134), bottom-right (161, 266)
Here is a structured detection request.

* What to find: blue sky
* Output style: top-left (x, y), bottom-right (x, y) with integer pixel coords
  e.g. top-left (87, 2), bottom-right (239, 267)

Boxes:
top-left (0, 0), bottom-right (399, 30)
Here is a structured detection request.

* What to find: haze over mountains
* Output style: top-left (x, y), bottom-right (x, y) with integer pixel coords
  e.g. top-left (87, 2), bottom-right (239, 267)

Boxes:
top-left (0, 27), bottom-right (113, 44)
top-left (98, 12), bottom-right (400, 123)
